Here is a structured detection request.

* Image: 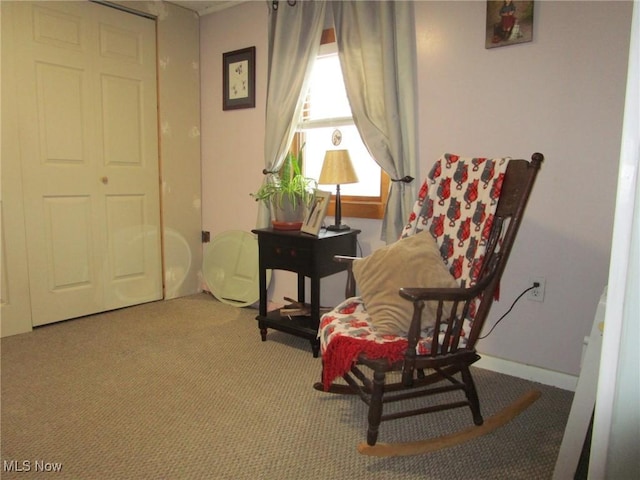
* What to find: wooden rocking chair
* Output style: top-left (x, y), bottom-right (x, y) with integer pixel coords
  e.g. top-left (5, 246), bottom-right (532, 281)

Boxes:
top-left (314, 153), bottom-right (544, 456)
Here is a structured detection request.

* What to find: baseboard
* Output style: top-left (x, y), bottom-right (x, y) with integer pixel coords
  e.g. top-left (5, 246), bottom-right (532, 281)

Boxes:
top-left (475, 354), bottom-right (578, 392)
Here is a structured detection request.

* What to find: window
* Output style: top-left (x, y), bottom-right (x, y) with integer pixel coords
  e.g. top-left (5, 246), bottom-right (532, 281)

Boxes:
top-left (295, 30), bottom-right (388, 220)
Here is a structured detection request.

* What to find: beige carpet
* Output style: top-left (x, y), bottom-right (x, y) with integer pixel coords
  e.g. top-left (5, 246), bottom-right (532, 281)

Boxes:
top-left (1, 293), bottom-right (573, 479)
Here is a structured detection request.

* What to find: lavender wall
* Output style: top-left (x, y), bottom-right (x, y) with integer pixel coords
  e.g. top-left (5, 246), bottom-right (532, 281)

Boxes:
top-left (200, 1), bottom-right (633, 378)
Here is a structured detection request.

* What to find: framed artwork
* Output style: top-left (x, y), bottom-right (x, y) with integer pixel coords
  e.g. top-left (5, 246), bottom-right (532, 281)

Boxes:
top-left (301, 190), bottom-right (331, 236)
top-left (485, 1), bottom-right (534, 49)
top-left (222, 46), bottom-right (256, 110)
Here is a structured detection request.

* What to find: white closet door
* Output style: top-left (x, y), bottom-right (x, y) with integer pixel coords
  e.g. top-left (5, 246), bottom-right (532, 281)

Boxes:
top-left (10, 1), bottom-right (161, 326)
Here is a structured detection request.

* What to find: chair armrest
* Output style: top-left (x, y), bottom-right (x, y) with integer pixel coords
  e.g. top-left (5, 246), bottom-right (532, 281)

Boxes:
top-left (333, 255), bottom-right (360, 298)
top-left (398, 268), bottom-right (499, 353)
top-left (333, 255), bottom-right (359, 264)
top-left (398, 285), bottom-right (480, 363)
top-left (399, 263), bottom-right (496, 303)
top-left (399, 285), bottom-right (480, 303)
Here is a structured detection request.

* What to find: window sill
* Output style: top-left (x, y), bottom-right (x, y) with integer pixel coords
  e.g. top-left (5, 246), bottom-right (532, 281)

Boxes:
top-left (326, 198), bottom-right (385, 220)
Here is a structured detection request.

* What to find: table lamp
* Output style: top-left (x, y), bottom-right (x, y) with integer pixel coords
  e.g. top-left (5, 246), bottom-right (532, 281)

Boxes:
top-left (318, 149), bottom-right (359, 231)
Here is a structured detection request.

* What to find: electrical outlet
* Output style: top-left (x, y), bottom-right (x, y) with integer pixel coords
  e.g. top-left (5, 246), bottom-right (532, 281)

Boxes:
top-left (528, 277), bottom-right (545, 302)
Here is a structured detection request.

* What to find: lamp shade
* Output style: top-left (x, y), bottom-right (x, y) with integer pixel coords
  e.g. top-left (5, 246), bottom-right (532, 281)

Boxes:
top-left (318, 150), bottom-right (359, 185)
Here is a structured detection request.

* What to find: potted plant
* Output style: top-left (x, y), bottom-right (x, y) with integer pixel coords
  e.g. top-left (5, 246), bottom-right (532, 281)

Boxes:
top-left (252, 147), bottom-right (317, 230)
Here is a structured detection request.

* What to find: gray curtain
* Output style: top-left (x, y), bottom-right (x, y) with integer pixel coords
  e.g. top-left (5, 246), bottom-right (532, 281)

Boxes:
top-left (257, 0), bottom-right (327, 228)
top-left (331, 1), bottom-right (419, 243)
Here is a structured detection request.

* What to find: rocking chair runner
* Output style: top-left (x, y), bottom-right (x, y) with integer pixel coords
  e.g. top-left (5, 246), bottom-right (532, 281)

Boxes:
top-left (314, 152), bottom-right (544, 453)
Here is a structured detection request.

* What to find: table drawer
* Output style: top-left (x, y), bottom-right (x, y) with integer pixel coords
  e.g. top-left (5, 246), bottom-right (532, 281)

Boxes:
top-left (265, 243), bottom-right (312, 271)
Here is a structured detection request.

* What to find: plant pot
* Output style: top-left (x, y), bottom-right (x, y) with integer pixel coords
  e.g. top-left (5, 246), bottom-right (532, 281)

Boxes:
top-left (272, 196), bottom-right (307, 231)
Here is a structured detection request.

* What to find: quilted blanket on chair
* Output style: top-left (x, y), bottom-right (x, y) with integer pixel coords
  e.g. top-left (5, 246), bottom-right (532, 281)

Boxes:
top-left (318, 153), bottom-right (510, 389)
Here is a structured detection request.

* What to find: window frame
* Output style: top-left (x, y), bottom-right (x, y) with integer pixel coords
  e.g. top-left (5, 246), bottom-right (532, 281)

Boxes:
top-left (295, 28), bottom-right (388, 221)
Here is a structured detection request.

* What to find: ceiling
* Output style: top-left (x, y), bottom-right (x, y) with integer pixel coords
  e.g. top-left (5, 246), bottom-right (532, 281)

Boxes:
top-left (168, 1), bottom-right (246, 16)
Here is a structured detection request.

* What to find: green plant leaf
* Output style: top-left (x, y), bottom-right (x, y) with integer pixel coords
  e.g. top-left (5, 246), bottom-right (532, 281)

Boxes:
top-left (250, 143), bottom-right (316, 209)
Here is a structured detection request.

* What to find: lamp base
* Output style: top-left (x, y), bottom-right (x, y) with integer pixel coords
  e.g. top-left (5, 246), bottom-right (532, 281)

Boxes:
top-left (326, 224), bottom-right (350, 232)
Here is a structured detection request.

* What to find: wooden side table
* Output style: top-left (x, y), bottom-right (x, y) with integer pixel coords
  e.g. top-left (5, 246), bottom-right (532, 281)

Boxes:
top-left (252, 228), bottom-right (360, 357)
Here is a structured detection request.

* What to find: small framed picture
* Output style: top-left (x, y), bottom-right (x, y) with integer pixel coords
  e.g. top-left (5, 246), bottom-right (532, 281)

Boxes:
top-left (485, 1), bottom-right (534, 49)
top-left (223, 46), bottom-right (256, 110)
top-left (301, 190), bottom-right (331, 236)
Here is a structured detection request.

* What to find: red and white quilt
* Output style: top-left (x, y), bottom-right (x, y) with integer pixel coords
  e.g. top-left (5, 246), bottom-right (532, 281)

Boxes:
top-left (318, 154), bottom-right (510, 390)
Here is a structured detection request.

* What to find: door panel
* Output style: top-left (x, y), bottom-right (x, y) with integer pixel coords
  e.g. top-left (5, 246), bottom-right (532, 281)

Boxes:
top-left (33, 4), bottom-right (83, 49)
top-left (101, 75), bottom-right (143, 166)
top-left (43, 195), bottom-right (95, 290)
top-left (99, 23), bottom-right (142, 63)
top-left (104, 195), bottom-right (161, 309)
top-left (107, 195), bottom-right (146, 279)
top-left (11, 1), bottom-right (161, 326)
top-left (37, 63), bottom-right (86, 164)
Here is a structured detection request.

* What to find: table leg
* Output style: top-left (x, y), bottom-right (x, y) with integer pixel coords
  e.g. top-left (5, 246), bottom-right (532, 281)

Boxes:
top-left (310, 276), bottom-right (320, 321)
top-left (297, 273), bottom-right (305, 304)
